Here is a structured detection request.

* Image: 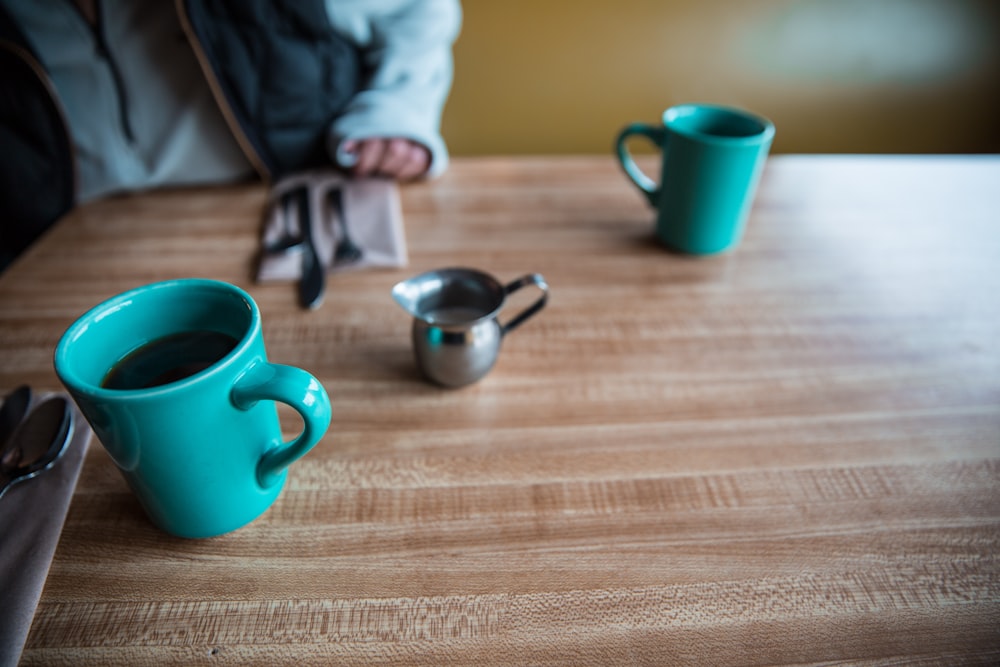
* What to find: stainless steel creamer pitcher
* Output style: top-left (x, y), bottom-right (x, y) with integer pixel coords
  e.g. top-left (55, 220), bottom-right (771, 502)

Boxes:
top-left (391, 268), bottom-right (549, 387)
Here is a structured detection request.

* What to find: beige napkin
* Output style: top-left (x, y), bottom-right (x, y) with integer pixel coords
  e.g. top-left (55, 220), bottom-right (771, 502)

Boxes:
top-left (256, 171), bottom-right (407, 283)
top-left (0, 393), bottom-right (91, 667)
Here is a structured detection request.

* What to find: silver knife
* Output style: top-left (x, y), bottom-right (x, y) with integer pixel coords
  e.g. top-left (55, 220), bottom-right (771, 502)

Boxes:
top-left (295, 186), bottom-right (325, 310)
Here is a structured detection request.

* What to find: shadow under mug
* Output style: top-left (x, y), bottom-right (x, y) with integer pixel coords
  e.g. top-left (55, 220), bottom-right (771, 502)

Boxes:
top-left (616, 103), bottom-right (775, 255)
top-left (54, 278), bottom-right (332, 538)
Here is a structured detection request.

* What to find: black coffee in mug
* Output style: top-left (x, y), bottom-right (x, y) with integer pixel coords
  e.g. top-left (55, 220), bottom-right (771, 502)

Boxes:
top-left (101, 330), bottom-right (240, 390)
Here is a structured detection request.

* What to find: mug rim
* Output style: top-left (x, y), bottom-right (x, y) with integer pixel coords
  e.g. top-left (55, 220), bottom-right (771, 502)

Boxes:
top-left (663, 103), bottom-right (775, 146)
top-left (54, 278), bottom-right (260, 400)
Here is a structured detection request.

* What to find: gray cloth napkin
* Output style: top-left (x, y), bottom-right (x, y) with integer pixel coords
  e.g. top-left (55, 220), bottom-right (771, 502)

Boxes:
top-left (256, 171), bottom-right (408, 283)
top-left (0, 393), bottom-right (91, 667)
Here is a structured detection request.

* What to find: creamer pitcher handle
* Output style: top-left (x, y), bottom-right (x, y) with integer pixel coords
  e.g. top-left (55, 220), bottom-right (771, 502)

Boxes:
top-left (500, 274), bottom-right (549, 335)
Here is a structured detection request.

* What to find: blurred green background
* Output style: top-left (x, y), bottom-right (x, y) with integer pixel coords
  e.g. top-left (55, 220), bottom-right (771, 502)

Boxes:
top-left (441, 0), bottom-right (1000, 155)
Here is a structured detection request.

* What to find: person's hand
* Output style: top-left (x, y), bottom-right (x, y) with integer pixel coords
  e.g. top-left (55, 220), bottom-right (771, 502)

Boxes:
top-left (342, 138), bottom-right (430, 181)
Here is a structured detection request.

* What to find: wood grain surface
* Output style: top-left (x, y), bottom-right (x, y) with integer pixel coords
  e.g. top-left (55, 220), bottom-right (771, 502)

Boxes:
top-left (1, 156), bottom-right (998, 665)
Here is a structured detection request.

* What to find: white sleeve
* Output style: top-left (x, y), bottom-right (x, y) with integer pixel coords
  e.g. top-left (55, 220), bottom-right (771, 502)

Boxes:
top-left (325, 0), bottom-right (462, 177)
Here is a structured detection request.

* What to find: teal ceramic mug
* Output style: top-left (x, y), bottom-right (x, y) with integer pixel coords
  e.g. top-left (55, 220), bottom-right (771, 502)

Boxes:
top-left (54, 279), bottom-right (331, 538)
top-left (615, 104), bottom-right (775, 255)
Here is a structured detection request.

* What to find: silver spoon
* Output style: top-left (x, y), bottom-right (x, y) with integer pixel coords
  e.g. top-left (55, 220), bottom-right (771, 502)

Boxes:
top-left (0, 396), bottom-right (74, 500)
top-left (328, 187), bottom-right (362, 263)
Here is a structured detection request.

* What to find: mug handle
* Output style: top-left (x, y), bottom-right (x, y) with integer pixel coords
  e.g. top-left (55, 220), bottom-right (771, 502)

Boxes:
top-left (231, 362), bottom-right (332, 488)
top-left (615, 123), bottom-right (666, 207)
top-left (500, 273), bottom-right (549, 335)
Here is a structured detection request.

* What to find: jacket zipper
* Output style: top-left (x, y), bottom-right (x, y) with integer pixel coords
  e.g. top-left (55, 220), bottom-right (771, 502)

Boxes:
top-left (69, 0), bottom-right (135, 144)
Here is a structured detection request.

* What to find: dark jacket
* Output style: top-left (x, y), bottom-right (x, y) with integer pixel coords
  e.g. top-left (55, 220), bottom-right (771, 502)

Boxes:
top-left (0, 0), bottom-right (361, 271)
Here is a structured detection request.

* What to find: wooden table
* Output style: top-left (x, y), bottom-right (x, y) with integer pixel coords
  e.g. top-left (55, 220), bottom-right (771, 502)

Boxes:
top-left (1, 156), bottom-right (998, 665)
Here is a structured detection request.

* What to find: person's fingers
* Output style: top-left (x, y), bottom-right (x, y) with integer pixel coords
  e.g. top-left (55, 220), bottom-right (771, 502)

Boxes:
top-left (394, 143), bottom-right (431, 181)
top-left (338, 139), bottom-right (359, 167)
top-left (377, 138), bottom-right (415, 177)
top-left (352, 139), bottom-right (387, 177)
top-left (349, 138), bottom-right (431, 180)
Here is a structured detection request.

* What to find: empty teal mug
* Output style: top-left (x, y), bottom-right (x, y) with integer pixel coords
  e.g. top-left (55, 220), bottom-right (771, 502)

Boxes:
top-left (54, 279), bottom-right (331, 538)
top-left (616, 104), bottom-right (775, 255)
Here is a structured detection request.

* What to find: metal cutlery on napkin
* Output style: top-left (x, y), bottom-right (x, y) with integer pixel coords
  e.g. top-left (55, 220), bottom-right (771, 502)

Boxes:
top-left (0, 386), bottom-right (74, 500)
top-left (328, 186), bottom-right (363, 264)
top-left (256, 173), bottom-right (405, 299)
top-left (294, 186), bottom-right (326, 310)
top-left (263, 182), bottom-right (364, 310)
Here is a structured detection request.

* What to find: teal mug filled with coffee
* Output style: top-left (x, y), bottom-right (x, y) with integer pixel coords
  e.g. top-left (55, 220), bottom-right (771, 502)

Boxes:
top-left (54, 279), bottom-right (331, 538)
top-left (615, 104), bottom-right (775, 255)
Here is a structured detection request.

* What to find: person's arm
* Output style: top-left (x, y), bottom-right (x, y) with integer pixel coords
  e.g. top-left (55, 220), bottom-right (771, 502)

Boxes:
top-left (325, 0), bottom-right (461, 179)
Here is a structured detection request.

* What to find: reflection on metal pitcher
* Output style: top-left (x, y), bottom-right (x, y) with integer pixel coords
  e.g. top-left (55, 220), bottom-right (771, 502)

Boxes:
top-left (392, 267), bottom-right (549, 387)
